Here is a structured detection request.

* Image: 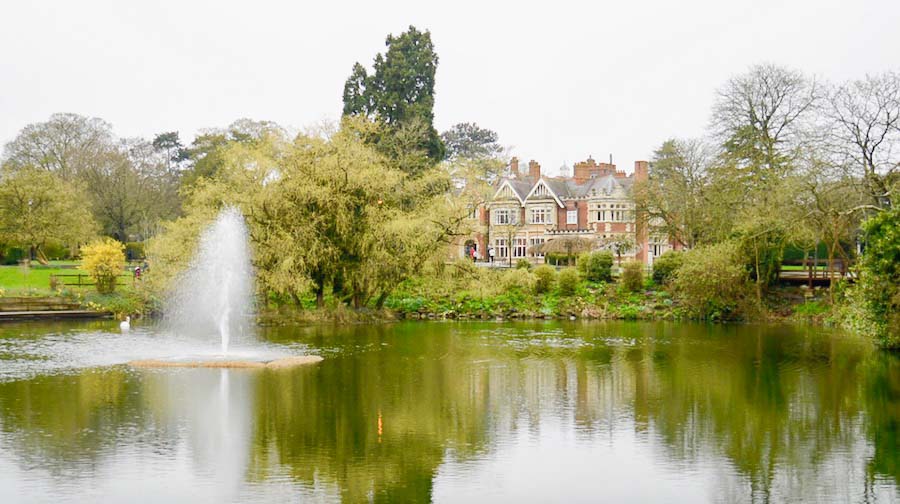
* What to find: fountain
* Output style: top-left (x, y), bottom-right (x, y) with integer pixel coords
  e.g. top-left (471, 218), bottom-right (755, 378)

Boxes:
top-left (167, 206), bottom-right (255, 355)
top-left (128, 207), bottom-right (322, 369)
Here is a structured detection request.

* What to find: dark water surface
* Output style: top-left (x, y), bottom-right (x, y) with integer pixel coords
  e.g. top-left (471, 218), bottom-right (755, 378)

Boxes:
top-left (0, 320), bottom-right (898, 503)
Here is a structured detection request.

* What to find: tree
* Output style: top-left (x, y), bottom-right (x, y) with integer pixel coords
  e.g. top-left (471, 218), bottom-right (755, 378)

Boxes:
top-left (2, 113), bottom-right (114, 181)
top-left (635, 138), bottom-right (716, 248)
top-left (441, 123), bottom-right (503, 161)
top-left (0, 167), bottom-right (96, 263)
top-left (712, 64), bottom-right (818, 189)
top-left (341, 26), bottom-right (445, 169)
top-left (151, 131), bottom-right (188, 172)
top-left (710, 64), bottom-right (818, 299)
top-left (149, 118), bottom-right (461, 310)
top-left (826, 72), bottom-right (900, 209)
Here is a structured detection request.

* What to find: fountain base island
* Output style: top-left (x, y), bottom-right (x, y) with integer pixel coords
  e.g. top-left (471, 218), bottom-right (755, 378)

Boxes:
top-left (136, 207), bottom-right (322, 370)
top-left (128, 355), bottom-right (323, 369)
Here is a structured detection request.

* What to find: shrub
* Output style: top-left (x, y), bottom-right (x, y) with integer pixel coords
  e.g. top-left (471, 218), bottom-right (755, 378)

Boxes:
top-left (533, 265), bottom-right (557, 294)
top-left (621, 261), bottom-right (644, 292)
top-left (125, 241), bottom-right (146, 261)
top-left (847, 207), bottom-right (900, 347)
top-left (672, 241), bottom-right (751, 320)
top-left (516, 258), bottom-right (532, 270)
top-left (81, 238), bottom-right (126, 294)
top-left (557, 267), bottom-right (580, 296)
top-left (545, 253), bottom-right (575, 266)
top-left (0, 246), bottom-right (26, 265)
top-left (578, 251), bottom-right (614, 282)
top-left (652, 251), bottom-right (684, 285)
top-left (42, 240), bottom-right (70, 261)
top-left (501, 268), bottom-right (536, 293)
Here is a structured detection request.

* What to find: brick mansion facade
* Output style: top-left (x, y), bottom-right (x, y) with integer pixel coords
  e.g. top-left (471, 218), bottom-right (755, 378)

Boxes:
top-left (459, 156), bottom-right (673, 265)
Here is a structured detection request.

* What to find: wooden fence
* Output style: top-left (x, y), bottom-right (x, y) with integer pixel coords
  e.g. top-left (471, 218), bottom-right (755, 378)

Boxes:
top-left (50, 274), bottom-right (132, 287)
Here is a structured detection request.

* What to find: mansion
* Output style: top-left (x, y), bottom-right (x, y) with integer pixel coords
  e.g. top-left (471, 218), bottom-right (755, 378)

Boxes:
top-left (460, 156), bottom-right (673, 265)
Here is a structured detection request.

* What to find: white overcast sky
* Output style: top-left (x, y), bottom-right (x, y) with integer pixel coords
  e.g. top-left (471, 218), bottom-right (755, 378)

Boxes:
top-left (2, 0), bottom-right (898, 175)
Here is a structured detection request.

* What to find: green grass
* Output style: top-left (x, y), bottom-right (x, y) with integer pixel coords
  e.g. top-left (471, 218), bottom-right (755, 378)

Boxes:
top-left (781, 265), bottom-right (829, 271)
top-left (0, 264), bottom-right (88, 291)
top-left (0, 262), bottom-right (135, 295)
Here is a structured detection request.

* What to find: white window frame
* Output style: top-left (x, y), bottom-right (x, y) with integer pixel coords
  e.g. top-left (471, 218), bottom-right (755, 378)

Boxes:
top-left (495, 238), bottom-right (508, 258)
top-left (514, 237), bottom-right (528, 258)
top-left (494, 209), bottom-right (510, 225)
top-left (530, 237), bottom-right (545, 257)
top-left (566, 210), bottom-right (577, 225)
top-left (530, 207), bottom-right (550, 224)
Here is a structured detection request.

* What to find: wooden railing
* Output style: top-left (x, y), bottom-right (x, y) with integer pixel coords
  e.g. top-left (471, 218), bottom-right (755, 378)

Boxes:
top-left (50, 274), bottom-right (131, 287)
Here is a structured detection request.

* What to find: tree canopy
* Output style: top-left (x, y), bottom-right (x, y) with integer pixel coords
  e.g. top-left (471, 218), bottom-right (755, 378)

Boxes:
top-left (342, 26), bottom-right (445, 170)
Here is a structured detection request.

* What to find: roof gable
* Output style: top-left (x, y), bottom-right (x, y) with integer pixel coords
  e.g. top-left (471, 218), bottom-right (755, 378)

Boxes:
top-left (524, 178), bottom-right (565, 208)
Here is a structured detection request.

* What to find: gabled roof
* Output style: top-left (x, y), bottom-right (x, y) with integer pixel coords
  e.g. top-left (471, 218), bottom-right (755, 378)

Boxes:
top-left (523, 177), bottom-right (565, 208)
top-left (492, 177), bottom-right (532, 205)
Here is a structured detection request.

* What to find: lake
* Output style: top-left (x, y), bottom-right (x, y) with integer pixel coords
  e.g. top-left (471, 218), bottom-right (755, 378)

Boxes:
top-left (0, 320), bottom-right (898, 503)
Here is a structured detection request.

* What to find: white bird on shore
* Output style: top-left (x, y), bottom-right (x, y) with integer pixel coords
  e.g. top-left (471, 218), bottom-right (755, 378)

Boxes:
top-left (120, 316), bottom-right (131, 332)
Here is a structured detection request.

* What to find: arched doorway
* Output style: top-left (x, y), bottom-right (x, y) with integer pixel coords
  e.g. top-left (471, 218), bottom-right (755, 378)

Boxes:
top-left (464, 239), bottom-right (477, 261)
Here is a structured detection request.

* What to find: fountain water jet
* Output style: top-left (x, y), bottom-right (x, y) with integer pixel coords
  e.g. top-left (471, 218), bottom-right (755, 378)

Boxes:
top-left (166, 206), bottom-right (255, 355)
top-left (130, 207), bottom-right (323, 369)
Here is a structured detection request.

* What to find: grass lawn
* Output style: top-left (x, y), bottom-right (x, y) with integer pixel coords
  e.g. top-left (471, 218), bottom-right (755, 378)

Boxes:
top-left (0, 261), bottom-right (137, 294)
top-left (781, 265), bottom-right (829, 271)
top-left (0, 264), bottom-right (89, 291)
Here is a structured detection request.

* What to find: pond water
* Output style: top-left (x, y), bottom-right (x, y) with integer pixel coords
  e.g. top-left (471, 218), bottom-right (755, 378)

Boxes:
top-left (0, 320), bottom-right (898, 503)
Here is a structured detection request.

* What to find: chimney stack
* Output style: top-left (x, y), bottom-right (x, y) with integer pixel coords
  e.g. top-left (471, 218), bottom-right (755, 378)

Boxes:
top-left (634, 161), bottom-right (649, 182)
top-left (510, 157), bottom-right (519, 177)
top-left (528, 160), bottom-right (541, 179)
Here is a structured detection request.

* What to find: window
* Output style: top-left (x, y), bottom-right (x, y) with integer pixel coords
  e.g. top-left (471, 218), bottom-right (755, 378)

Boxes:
top-left (494, 209), bottom-right (510, 225)
top-left (514, 238), bottom-right (527, 258)
top-left (651, 244), bottom-right (662, 257)
top-left (530, 207), bottom-right (550, 224)
top-left (467, 207), bottom-right (478, 220)
top-left (566, 210), bottom-right (577, 225)
top-left (495, 238), bottom-right (508, 258)
top-left (530, 237), bottom-right (545, 257)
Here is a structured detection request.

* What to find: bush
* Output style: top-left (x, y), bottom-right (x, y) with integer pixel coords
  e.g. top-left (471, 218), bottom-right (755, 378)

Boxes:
top-left (516, 258), bottom-right (532, 270)
top-left (545, 252), bottom-right (575, 266)
top-left (672, 241), bottom-right (752, 320)
top-left (42, 241), bottom-right (70, 261)
top-left (621, 261), bottom-right (644, 292)
top-left (0, 246), bottom-right (26, 265)
top-left (501, 268), bottom-right (536, 293)
top-left (125, 241), bottom-right (146, 261)
top-left (533, 265), bottom-right (557, 294)
top-left (578, 251), bottom-right (614, 282)
top-left (81, 238), bottom-right (126, 294)
top-left (849, 207), bottom-right (900, 347)
top-left (558, 267), bottom-right (580, 296)
top-left (652, 251), bottom-right (684, 285)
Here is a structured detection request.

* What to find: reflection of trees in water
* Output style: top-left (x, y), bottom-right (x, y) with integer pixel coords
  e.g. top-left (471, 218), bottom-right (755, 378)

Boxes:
top-left (0, 369), bottom-right (142, 473)
top-left (0, 322), bottom-right (898, 501)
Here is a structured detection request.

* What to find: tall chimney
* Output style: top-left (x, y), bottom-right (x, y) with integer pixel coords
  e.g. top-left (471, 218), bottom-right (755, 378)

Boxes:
top-left (528, 160), bottom-right (541, 179)
top-left (634, 160), bottom-right (648, 182)
top-left (510, 157), bottom-right (519, 177)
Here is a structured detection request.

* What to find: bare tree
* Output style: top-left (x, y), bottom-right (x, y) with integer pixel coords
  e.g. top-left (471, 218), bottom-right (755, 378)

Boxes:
top-left (635, 138), bottom-right (715, 248)
top-left (826, 72), bottom-right (900, 209)
top-left (2, 113), bottom-right (114, 181)
top-left (712, 64), bottom-right (819, 180)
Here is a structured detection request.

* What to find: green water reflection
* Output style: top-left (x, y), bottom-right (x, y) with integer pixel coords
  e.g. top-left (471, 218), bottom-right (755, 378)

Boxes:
top-left (0, 321), bottom-right (898, 502)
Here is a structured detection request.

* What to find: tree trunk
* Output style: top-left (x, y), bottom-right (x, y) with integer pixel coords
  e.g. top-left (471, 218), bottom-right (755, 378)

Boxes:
top-left (315, 284), bottom-right (324, 309)
top-left (375, 291), bottom-right (389, 310)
